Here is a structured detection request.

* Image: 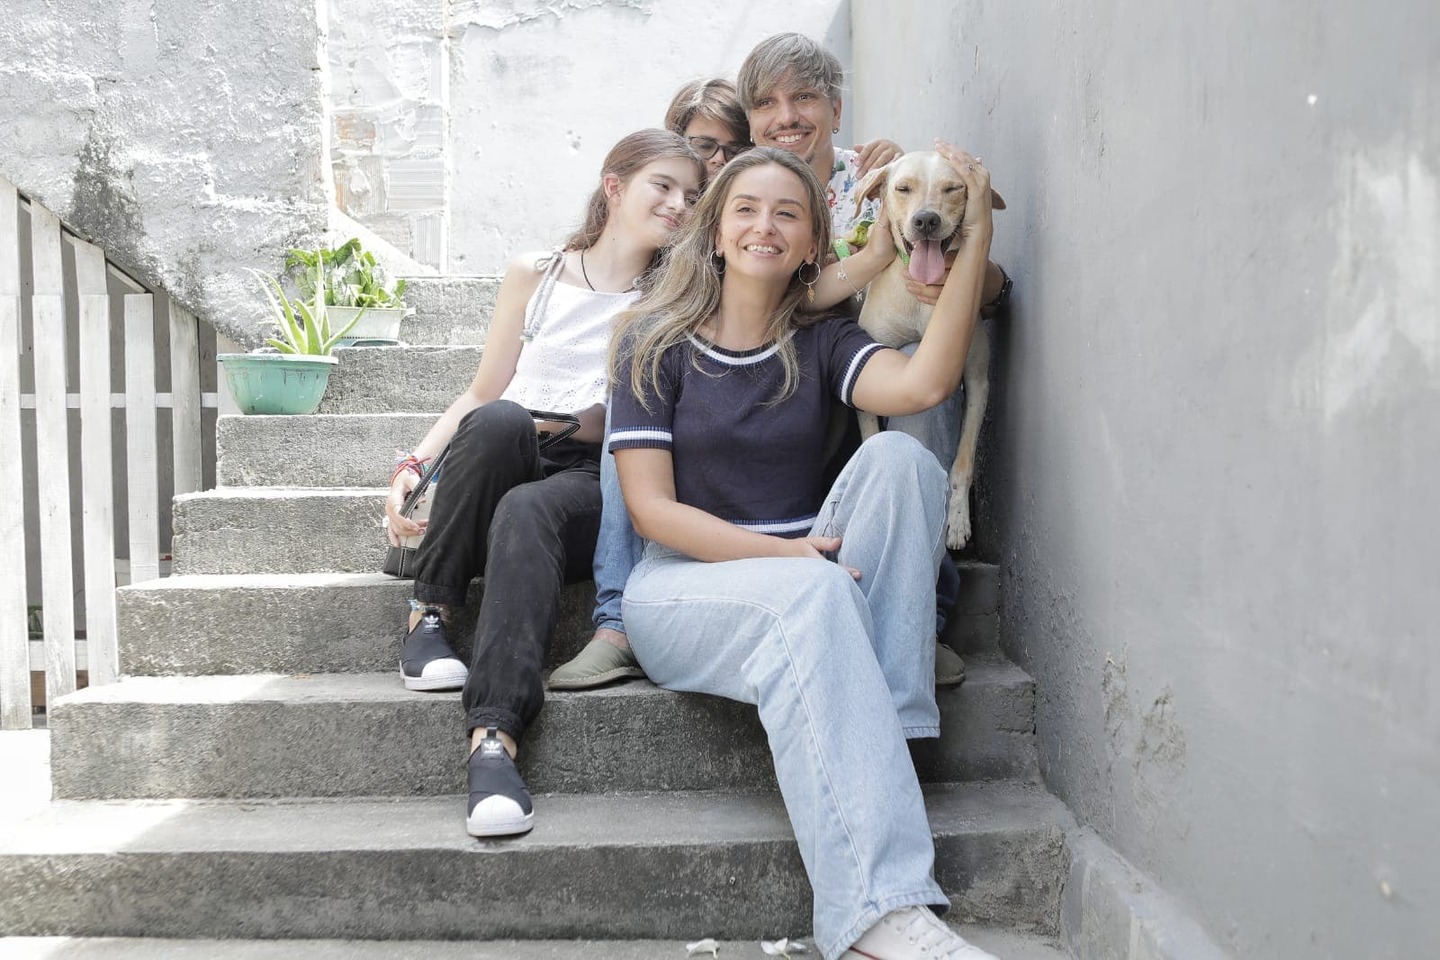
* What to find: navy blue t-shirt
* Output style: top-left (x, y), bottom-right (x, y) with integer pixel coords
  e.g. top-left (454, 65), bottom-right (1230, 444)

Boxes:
top-left (609, 316), bottom-right (884, 537)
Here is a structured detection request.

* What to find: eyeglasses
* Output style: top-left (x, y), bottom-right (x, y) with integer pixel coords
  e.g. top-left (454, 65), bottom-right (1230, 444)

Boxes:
top-left (686, 136), bottom-right (751, 163)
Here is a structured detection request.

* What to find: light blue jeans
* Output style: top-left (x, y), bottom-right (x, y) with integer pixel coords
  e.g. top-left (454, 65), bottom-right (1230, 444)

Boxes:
top-left (886, 342), bottom-right (963, 634)
top-left (591, 406), bottom-right (641, 635)
top-left (593, 366), bottom-right (964, 637)
top-left (622, 432), bottom-right (950, 960)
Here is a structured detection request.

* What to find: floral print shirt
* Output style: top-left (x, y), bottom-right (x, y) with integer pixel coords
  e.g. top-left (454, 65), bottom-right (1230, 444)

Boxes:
top-left (826, 147), bottom-right (881, 243)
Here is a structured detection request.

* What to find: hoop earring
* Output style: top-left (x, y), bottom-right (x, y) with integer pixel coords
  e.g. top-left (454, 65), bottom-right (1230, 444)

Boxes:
top-left (797, 260), bottom-right (821, 303)
top-left (712, 249), bottom-right (725, 274)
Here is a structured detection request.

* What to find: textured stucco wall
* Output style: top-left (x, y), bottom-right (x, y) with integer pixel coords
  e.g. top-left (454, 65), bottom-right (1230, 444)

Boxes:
top-left (328, 0), bottom-right (449, 268)
top-left (0, 0), bottom-right (329, 345)
top-left (852, 1), bottom-right (1438, 957)
top-left (445, 0), bottom-right (850, 273)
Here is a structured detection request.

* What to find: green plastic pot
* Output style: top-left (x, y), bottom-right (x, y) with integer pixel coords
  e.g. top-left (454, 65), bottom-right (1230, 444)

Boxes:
top-left (218, 353), bottom-right (338, 415)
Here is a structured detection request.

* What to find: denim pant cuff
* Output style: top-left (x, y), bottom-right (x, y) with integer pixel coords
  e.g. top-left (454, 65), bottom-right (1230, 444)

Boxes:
top-left (592, 616), bottom-right (626, 636)
top-left (826, 890), bottom-right (951, 960)
top-left (903, 724), bottom-right (941, 739)
top-left (414, 580), bottom-right (469, 609)
top-left (465, 706), bottom-right (524, 742)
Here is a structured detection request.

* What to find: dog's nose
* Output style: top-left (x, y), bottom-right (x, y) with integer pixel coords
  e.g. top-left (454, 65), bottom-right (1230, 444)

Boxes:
top-left (911, 210), bottom-right (942, 237)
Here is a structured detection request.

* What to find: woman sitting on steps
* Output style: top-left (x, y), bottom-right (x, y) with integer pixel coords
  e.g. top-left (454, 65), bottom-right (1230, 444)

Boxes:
top-left (381, 129), bottom-right (703, 838)
top-left (551, 76), bottom-right (905, 689)
top-left (598, 144), bottom-right (1000, 960)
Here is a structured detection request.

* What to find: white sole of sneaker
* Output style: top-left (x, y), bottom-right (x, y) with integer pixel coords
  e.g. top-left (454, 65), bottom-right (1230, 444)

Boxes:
top-left (400, 658), bottom-right (468, 692)
top-left (466, 796), bottom-right (534, 838)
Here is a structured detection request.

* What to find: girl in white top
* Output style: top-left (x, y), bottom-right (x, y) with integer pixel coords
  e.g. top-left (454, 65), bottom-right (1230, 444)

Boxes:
top-left (382, 129), bottom-right (703, 838)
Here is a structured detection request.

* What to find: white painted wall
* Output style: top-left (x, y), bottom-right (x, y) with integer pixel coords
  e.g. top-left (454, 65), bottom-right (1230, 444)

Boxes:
top-left (328, 0), bottom-right (855, 274)
top-left (328, 0), bottom-right (450, 268)
top-left (0, 0), bottom-right (330, 346)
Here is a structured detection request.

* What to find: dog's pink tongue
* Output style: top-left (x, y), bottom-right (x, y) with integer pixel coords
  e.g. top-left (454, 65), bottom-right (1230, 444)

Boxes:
top-left (909, 239), bottom-right (947, 285)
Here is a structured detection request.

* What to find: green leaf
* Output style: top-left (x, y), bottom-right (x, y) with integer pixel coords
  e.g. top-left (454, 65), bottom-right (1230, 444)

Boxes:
top-left (250, 269), bottom-right (307, 353)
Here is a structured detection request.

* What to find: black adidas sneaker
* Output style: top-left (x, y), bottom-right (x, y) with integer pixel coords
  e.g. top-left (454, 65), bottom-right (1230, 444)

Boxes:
top-left (466, 727), bottom-right (535, 837)
top-left (399, 607), bottom-right (468, 692)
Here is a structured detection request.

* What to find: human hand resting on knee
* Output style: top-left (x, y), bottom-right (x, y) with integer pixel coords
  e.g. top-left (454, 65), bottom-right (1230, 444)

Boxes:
top-left (788, 535), bottom-right (861, 581)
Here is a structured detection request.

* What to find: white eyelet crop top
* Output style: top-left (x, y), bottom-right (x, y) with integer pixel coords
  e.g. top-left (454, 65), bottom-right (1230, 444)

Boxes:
top-left (500, 280), bottom-right (640, 414)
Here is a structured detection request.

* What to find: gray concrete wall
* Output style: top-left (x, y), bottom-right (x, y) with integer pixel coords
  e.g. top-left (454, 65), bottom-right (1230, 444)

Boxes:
top-left (851, 2), bottom-right (1438, 957)
top-left (0, 0), bottom-right (330, 345)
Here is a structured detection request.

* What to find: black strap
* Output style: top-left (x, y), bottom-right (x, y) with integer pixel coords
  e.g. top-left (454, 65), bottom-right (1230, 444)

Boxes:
top-left (395, 409), bottom-right (583, 520)
top-left (529, 409), bottom-right (582, 449)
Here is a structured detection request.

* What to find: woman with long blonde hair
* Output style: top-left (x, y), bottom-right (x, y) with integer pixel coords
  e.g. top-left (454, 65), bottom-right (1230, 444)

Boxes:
top-left (604, 144), bottom-right (1001, 960)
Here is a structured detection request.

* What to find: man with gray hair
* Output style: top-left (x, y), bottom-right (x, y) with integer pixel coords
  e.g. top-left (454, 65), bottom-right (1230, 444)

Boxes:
top-left (737, 32), bottom-right (1014, 691)
top-left (737, 31), bottom-right (882, 239)
top-left (737, 32), bottom-right (1008, 301)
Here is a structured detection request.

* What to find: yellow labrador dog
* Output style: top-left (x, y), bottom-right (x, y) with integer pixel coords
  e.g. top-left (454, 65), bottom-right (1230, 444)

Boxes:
top-left (854, 151), bottom-right (1005, 549)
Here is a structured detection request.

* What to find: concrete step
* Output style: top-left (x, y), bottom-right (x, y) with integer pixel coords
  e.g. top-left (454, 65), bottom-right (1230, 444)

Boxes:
top-left (117, 573), bottom-right (596, 676)
top-left (320, 345), bottom-right (482, 414)
top-left (0, 927), bottom-right (1068, 959)
top-left (400, 275), bottom-right (499, 345)
top-left (0, 782), bottom-right (1069, 940)
top-left (217, 414), bottom-right (440, 487)
top-left (169, 487), bottom-right (1003, 603)
top-left (170, 487), bottom-right (388, 575)
top-left (118, 572), bottom-right (999, 678)
top-left (49, 663), bottom-right (1037, 799)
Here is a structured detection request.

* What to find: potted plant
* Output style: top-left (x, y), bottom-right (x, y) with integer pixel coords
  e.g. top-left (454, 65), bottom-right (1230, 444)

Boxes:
top-left (286, 238), bottom-right (411, 346)
top-left (217, 259), bottom-right (362, 415)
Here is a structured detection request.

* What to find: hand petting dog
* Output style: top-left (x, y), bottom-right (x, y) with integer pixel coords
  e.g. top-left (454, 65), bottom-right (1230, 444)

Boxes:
top-left (905, 140), bottom-right (1004, 306)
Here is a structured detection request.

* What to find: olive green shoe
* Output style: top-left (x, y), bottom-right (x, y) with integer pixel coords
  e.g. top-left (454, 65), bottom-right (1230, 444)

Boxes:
top-left (547, 636), bottom-right (646, 690)
top-left (936, 640), bottom-right (966, 687)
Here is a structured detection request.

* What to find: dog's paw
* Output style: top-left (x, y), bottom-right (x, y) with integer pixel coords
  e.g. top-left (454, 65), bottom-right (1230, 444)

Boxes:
top-left (946, 498), bottom-right (972, 550)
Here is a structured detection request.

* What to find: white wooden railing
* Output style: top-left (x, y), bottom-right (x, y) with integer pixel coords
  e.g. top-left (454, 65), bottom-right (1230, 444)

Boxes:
top-left (0, 175), bottom-right (210, 729)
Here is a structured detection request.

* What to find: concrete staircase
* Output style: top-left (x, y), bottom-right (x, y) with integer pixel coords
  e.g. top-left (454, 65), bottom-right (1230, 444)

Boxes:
top-left (0, 278), bottom-right (1073, 956)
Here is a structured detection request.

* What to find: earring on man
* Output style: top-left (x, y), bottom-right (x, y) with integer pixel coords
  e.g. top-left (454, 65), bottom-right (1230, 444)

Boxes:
top-left (797, 260), bottom-right (821, 303)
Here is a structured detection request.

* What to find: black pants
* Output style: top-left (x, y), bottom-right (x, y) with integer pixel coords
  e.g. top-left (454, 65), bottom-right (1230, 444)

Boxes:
top-left (412, 400), bottom-right (601, 740)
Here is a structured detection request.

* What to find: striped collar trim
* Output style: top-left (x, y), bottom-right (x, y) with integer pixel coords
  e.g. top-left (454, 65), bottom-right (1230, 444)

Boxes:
top-left (687, 332), bottom-right (793, 366)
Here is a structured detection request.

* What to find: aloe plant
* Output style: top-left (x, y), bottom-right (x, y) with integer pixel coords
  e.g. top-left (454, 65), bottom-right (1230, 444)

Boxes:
top-left (249, 257), bottom-right (361, 356)
top-left (285, 238), bottom-right (407, 309)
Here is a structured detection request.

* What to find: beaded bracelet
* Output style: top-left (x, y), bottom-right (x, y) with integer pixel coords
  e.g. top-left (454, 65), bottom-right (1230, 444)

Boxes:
top-left (390, 452), bottom-right (431, 485)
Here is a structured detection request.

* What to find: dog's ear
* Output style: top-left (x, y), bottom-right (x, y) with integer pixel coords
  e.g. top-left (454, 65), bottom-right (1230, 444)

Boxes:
top-left (853, 160), bottom-right (895, 220)
top-left (990, 188), bottom-right (1006, 211)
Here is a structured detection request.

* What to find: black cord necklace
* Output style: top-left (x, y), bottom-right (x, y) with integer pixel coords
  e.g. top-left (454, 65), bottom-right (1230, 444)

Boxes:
top-left (579, 250), bottom-right (597, 291)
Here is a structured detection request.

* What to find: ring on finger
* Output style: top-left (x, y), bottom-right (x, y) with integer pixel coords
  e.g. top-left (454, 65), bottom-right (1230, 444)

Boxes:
top-left (382, 516), bottom-right (391, 529)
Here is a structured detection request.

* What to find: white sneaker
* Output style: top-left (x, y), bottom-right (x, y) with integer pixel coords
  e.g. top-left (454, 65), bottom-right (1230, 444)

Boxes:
top-left (841, 906), bottom-right (1000, 960)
